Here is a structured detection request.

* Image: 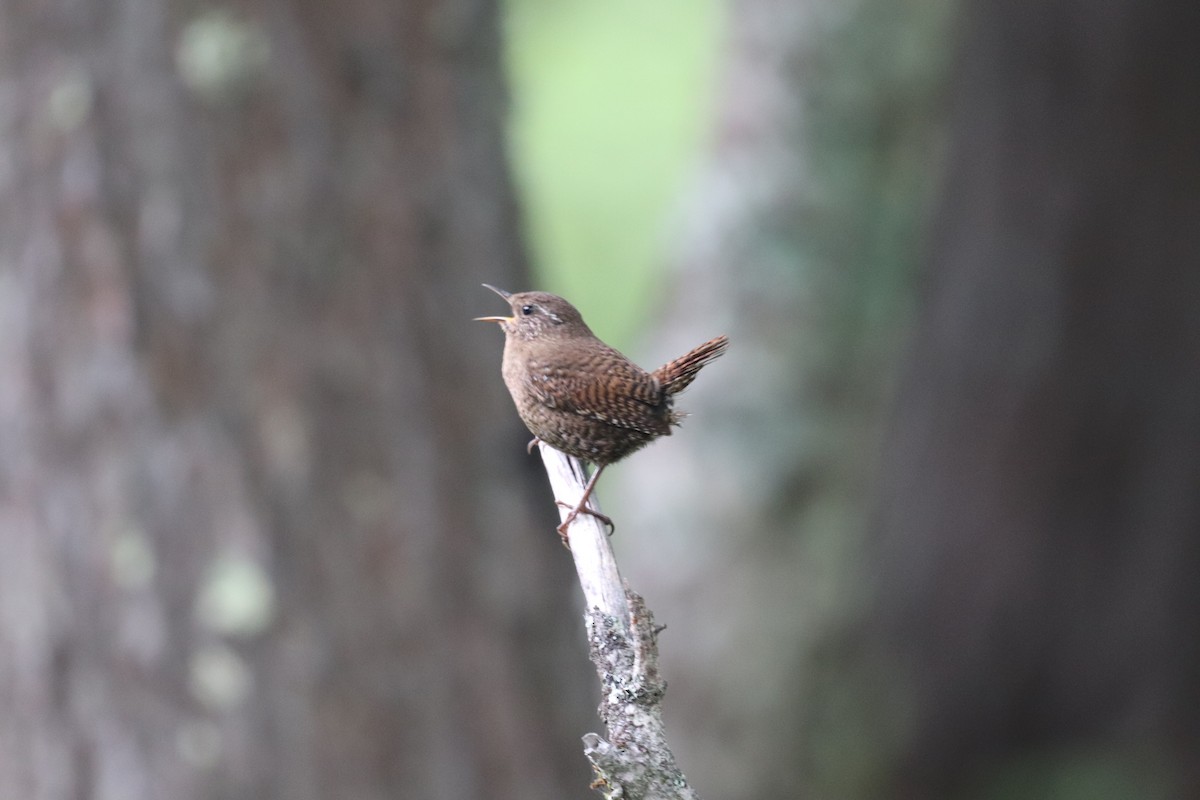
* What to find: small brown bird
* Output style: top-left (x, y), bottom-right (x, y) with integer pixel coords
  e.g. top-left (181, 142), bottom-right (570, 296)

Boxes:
top-left (476, 284), bottom-right (728, 539)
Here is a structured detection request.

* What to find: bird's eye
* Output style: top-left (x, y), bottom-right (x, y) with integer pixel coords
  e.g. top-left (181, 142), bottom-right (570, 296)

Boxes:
top-left (521, 305), bottom-right (535, 316)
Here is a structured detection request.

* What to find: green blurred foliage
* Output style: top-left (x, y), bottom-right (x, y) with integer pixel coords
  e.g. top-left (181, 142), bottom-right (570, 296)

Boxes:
top-left (803, 1), bottom-right (956, 355)
top-left (503, 0), bottom-right (722, 348)
top-left (972, 748), bottom-right (1173, 800)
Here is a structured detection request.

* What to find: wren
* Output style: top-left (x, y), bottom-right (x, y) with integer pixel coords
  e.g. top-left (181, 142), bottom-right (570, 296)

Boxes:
top-left (476, 284), bottom-right (728, 539)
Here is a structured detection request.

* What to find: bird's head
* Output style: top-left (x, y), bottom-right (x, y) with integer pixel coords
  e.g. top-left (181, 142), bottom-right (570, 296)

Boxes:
top-left (474, 284), bottom-right (593, 341)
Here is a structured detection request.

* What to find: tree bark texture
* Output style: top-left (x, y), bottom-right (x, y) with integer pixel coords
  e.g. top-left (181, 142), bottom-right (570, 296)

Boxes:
top-left (0, 1), bottom-right (594, 798)
top-left (869, 1), bottom-right (1200, 796)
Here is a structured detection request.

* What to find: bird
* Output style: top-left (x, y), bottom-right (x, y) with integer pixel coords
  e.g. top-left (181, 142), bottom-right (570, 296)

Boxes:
top-left (475, 284), bottom-right (728, 540)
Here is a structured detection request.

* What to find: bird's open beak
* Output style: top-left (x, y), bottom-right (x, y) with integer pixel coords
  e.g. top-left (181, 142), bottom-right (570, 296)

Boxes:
top-left (475, 284), bottom-right (514, 322)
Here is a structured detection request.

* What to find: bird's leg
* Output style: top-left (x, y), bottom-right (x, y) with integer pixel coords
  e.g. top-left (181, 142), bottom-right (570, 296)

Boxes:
top-left (525, 439), bottom-right (612, 540)
top-left (556, 464), bottom-right (614, 540)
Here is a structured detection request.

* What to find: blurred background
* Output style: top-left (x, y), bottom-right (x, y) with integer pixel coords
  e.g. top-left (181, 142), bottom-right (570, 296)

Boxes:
top-left (3, 0), bottom-right (1199, 798)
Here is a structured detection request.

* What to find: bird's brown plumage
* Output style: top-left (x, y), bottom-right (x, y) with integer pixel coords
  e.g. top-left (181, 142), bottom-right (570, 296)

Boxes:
top-left (477, 285), bottom-right (728, 536)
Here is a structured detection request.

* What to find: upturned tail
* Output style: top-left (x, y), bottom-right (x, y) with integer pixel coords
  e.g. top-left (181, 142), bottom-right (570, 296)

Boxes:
top-left (653, 335), bottom-right (729, 397)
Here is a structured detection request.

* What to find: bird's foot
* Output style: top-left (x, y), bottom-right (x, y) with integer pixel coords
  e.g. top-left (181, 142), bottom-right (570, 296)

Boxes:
top-left (555, 501), bottom-right (614, 537)
top-left (526, 437), bottom-right (543, 455)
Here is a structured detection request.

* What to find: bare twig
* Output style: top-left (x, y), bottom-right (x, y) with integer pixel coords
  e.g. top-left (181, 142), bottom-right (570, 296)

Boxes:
top-left (538, 447), bottom-right (626, 621)
top-left (537, 445), bottom-right (699, 800)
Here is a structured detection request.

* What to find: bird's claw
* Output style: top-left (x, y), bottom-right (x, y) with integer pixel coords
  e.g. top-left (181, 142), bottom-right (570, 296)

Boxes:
top-left (555, 501), bottom-right (614, 536)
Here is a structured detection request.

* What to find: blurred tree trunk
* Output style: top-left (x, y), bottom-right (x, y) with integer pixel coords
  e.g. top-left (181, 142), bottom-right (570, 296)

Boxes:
top-left (869, 0), bottom-right (1200, 796)
top-left (0, 1), bottom-right (593, 799)
top-left (615, 1), bottom-right (946, 798)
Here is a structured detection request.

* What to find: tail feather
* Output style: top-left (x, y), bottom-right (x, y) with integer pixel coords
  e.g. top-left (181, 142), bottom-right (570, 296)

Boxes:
top-left (653, 335), bottom-right (729, 396)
